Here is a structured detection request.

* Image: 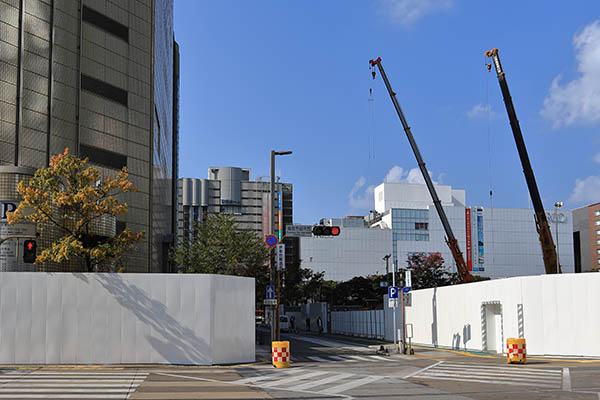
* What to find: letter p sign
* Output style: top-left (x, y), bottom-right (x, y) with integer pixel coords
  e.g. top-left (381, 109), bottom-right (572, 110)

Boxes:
top-left (388, 286), bottom-right (398, 299)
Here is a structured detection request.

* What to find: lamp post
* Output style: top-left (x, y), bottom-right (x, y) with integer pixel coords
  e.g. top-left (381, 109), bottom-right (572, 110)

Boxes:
top-left (554, 201), bottom-right (563, 274)
top-left (270, 150), bottom-right (292, 343)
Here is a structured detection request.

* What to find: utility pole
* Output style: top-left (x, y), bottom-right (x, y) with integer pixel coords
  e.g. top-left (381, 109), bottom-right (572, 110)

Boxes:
top-left (392, 259), bottom-right (398, 353)
top-left (270, 150), bottom-right (292, 343)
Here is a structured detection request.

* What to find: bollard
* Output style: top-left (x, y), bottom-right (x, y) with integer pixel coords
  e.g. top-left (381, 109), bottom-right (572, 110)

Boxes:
top-left (506, 338), bottom-right (526, 364)
top-left (272, 341), bottom-right (290, 368)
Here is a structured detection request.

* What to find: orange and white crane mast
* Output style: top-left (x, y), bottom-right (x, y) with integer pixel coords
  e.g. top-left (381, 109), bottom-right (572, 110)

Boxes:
top-left (369, 57), bottom-right (474, 283)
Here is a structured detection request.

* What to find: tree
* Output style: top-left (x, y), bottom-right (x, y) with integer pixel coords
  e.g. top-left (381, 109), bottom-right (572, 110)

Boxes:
top-left (7, 148), bottom-right (143, 271)
top-left (406, 252), bottom-right (460, 289)
top-left (172, 213), bottom-right (269, 274)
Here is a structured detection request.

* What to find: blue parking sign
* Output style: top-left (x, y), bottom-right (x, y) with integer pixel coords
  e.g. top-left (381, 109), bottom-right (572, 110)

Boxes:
top-left (388, 286), bottom-right (398, 299)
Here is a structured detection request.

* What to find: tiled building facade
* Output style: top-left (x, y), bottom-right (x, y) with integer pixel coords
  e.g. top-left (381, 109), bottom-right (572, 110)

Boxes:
top-left (0, 0), bottom-right (178, 272)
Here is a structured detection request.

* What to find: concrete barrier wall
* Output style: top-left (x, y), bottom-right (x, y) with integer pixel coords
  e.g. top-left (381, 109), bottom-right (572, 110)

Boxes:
top-left (0, 272), bottom-right (255, 365)
top-left (331, 310), bottom-right (385, 339)
top-left (405, 273), bottom-right (600, 357)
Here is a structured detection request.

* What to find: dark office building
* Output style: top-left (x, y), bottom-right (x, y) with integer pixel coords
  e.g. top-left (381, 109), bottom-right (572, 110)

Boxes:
top-left (0, 0), bottom-right (179, 272)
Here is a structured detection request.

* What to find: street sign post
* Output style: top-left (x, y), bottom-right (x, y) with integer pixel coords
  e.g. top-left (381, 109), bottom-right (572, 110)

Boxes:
top-left (264, 299), bottom-right (277, 306)
top-left (405, 270), bottom-right (412, 289)
top-left (275, 244), bottom-right (285, 270)
top-left (285, 224), bottom-right (314, 237)
top-left (266, 285), bottom-right (275, 299)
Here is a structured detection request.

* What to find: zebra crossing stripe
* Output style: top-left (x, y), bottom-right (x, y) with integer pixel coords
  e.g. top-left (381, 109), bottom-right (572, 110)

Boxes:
top-left (347, 355), bottom-right (376, 362)
top-left (319, 375), bottom-right (384, 394)
top-left (328, 356), bottom-right (356, 362)
top-left (233, 368), bottom-right (303, 384)
top-left (439, 363), bottom-right (562, 373)
top-left (22, 372), bottom-right (146, 376)
top-left (429, 366), bottom-right (562, 378)
top-left (0, 384), bottom-right (139, 388)
top-left (307, 356), bottom-right (333, 363)
top-left (0, 396), bottom-right (127, 399)
top-left (259, 371), bottom-right (330, 388)
top-left (414, 374), bottom-right (560, 389)
top-left (369, 355), bottom-right (395, 362)
top-left (420, 370), bottom-right (561, 385)
top-left (287, 373), bottom-right (353, 391)
top-left (0, 379), bottom-right (144, 383)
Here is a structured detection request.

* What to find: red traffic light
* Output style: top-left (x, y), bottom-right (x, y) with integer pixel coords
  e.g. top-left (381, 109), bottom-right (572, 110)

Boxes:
top-left (27, 242), bottom-right (33, 250)
top-left (312, 226), bottom-right (341, 236)
top-left (23, 239), bottom-right (37, 263)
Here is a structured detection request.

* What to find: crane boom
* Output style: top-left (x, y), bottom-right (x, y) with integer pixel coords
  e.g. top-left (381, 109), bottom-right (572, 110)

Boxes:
top-left (485, 48), bottom-right (560, 274)
top-left (369, 57), bottom-right (473, 283)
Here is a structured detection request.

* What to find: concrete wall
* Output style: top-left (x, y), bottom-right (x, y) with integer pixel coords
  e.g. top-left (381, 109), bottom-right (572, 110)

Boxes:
top-left (0, 272), bottom-right (254, 365)
top-left (405, 273), bottom-right (600, 357)
top-left (331, 309), bottom-right (385, 339)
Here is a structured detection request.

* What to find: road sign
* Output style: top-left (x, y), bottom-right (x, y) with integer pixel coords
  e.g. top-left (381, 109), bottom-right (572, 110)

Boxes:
top-left (388, 286), bottom-right (398, 299)
top-left (266, 285), bottom-right (275, 299)
top-left (405, 270), bottom-right (412, 289)
top-left (265, 234), bottom-right (278, 247)
top-left (276, 244), bottom-right (285, 270)
top-left (404, 293), bottom-right (412, 307)
top-left (380, 281), bottom-right (389, 287)
top-left (403, 287), bottom-right (411, 293)
top-left (388, 298), bottom-right (398, 308)
top-left (285, 224), bottom-right (313, 237)
top-left (264, 299), bottom-right (277, 306)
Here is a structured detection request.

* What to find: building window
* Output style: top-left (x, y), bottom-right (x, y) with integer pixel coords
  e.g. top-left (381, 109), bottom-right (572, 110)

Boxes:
top-left (415, 222), bottom-right (428, 230)
top-left (597, 258), bottom-right (600, 265)
top-left (82, 6), bottom-right (129, 42)
top-left (597, 239), bottom-right (600, 245)
top-left (81, 74), bottom-right (128, 106)
top-left (192, 207), bottom-right (199, 221)
top-left (596, 210), bottom-right (600, 216)
top-left (597, 230), bottom-right (600, 235)
top-left (596, 220), bottom-right (600, 226)
top-left (80, 144), bottom-right (127, 170)
top-left (597, 249), bottom-right (600, 255)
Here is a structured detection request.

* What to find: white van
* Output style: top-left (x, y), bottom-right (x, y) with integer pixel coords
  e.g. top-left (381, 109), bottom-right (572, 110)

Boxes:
top-left (280, 315), bottom-right (290, 332)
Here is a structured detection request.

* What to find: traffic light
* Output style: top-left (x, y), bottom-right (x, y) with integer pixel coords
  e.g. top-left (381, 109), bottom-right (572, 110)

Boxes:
top-left (312, 225), bottom-right (341, 236)
top-left (23, 240), bottom-right (36, 263)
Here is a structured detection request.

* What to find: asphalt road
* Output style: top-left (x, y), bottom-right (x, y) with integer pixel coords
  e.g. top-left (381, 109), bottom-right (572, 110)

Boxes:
top-left (1, 331), bottom-right (599, 399)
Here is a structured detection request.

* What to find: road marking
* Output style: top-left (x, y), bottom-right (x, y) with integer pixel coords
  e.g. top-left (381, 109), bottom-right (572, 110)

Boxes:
top-left (328, 356), bottom-right (356, 362)
top-left (404, 361), bottom-right (444, 379)
top-left (20, 372), bottom-right (146, 376)
top-left (286, 334), bottom-right (371, 352)
top-left (0, 389), bottom-right (135, 392)
top-left (562, 368), bottom-right (571, 391)
top-left (287, 373), bottom-right (353, 391)
top-left (0, 384), bottom-right (139, 387)
top-left (0, 396), bottom-right (127, 399)
top-left (408, 361), bottom-right (562, 389)
top-left (369, 355), bottom-right (396, 362)
top-left (319, 375), bottom-right (384, 394)
top-left (347, 355), bottom-right (376, 362)
top-left (307, 356), bottom-right (332, 363)
top-left (233, 368), bottom-right (303, 384)
top-left (1, 375), bottom-right (145, 379)
top-left (259, 370), bottom-right (330, 387)
top-left (0, 379), bottom-right (144, 383)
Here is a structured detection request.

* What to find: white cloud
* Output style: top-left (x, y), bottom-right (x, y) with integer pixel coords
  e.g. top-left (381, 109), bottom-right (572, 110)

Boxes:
top-left (348, 177), bottom-right (375, 210)
top-left (349, 165), bottom-right (441, 210)
top-left (384, 166), bottom-right (405, 183)
top-left (569, 175), bottom-right (600, 203)
top-left (594, 153), bottom-right (600, 164)
top-left (466, 103), bottom-right (497, 119)
top-left (380, 0), bottom-right (454, 27)
top-left (541, 20), bottom-right (600, 128)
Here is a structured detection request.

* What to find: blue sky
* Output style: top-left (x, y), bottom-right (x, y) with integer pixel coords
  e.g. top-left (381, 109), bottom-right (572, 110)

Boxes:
top-left (175, 1), bottom-right (600, 224)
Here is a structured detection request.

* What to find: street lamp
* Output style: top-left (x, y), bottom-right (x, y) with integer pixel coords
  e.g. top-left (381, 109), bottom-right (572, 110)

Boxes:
top-left (554, 201), bottom-right (563, 274)
top-left (270, 150), bottom-right (292, 343)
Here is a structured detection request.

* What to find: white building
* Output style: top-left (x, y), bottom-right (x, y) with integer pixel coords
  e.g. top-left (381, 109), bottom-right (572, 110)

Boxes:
top-left (300, 217), bottom-right (392, 282)
top-left (300, 182), bottom-right (574, 282)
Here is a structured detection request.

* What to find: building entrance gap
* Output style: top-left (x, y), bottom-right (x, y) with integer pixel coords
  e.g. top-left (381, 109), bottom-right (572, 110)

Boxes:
top-left (481, 301), bottom-right (503, 353)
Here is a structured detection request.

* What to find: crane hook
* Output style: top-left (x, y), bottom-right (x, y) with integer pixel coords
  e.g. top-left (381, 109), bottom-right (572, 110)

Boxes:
top-left (372, 70), bottom-right (376, 80)
top-left (487, 63), bottom-right (492, 72)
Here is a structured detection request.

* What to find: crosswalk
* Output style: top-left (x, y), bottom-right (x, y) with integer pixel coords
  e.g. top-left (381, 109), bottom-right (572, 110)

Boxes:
top-left (0, 370), bottom-right (147, 399)
top-left (233, 367), bottom-right (384, 395)
top-left (295, 354), bottom-right (401, 363)
top-left (407, 361), bottom-right (564, 389)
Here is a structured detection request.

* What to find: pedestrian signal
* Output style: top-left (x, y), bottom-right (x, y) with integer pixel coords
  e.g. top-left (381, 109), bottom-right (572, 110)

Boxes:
top-left (23, 240), bottom-right (37, 263)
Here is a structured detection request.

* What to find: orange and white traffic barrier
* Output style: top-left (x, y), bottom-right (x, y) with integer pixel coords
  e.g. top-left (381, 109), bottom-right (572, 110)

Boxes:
top-left (272, 341), bottom-right (290, 368)
top-left (506, 338), bottom-right (526, 364)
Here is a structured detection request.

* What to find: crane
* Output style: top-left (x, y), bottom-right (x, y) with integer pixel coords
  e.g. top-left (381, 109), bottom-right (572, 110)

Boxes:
top-left (485, 48), bottom-right (560, 274)
top-left (369, 57), bottom-right (474, 283)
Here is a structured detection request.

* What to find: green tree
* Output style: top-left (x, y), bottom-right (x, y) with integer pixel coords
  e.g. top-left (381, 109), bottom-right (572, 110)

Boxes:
top-left (171, 213), bottom-right (269, 279)
top-left (406, 252), bottom-right (460, 289)
top-left (7, 148), bottom-right (143, 272)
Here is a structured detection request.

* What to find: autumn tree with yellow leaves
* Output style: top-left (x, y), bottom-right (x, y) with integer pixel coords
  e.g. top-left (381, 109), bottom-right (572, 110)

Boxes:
top-left (7, 148), bottom-right (143, 272)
